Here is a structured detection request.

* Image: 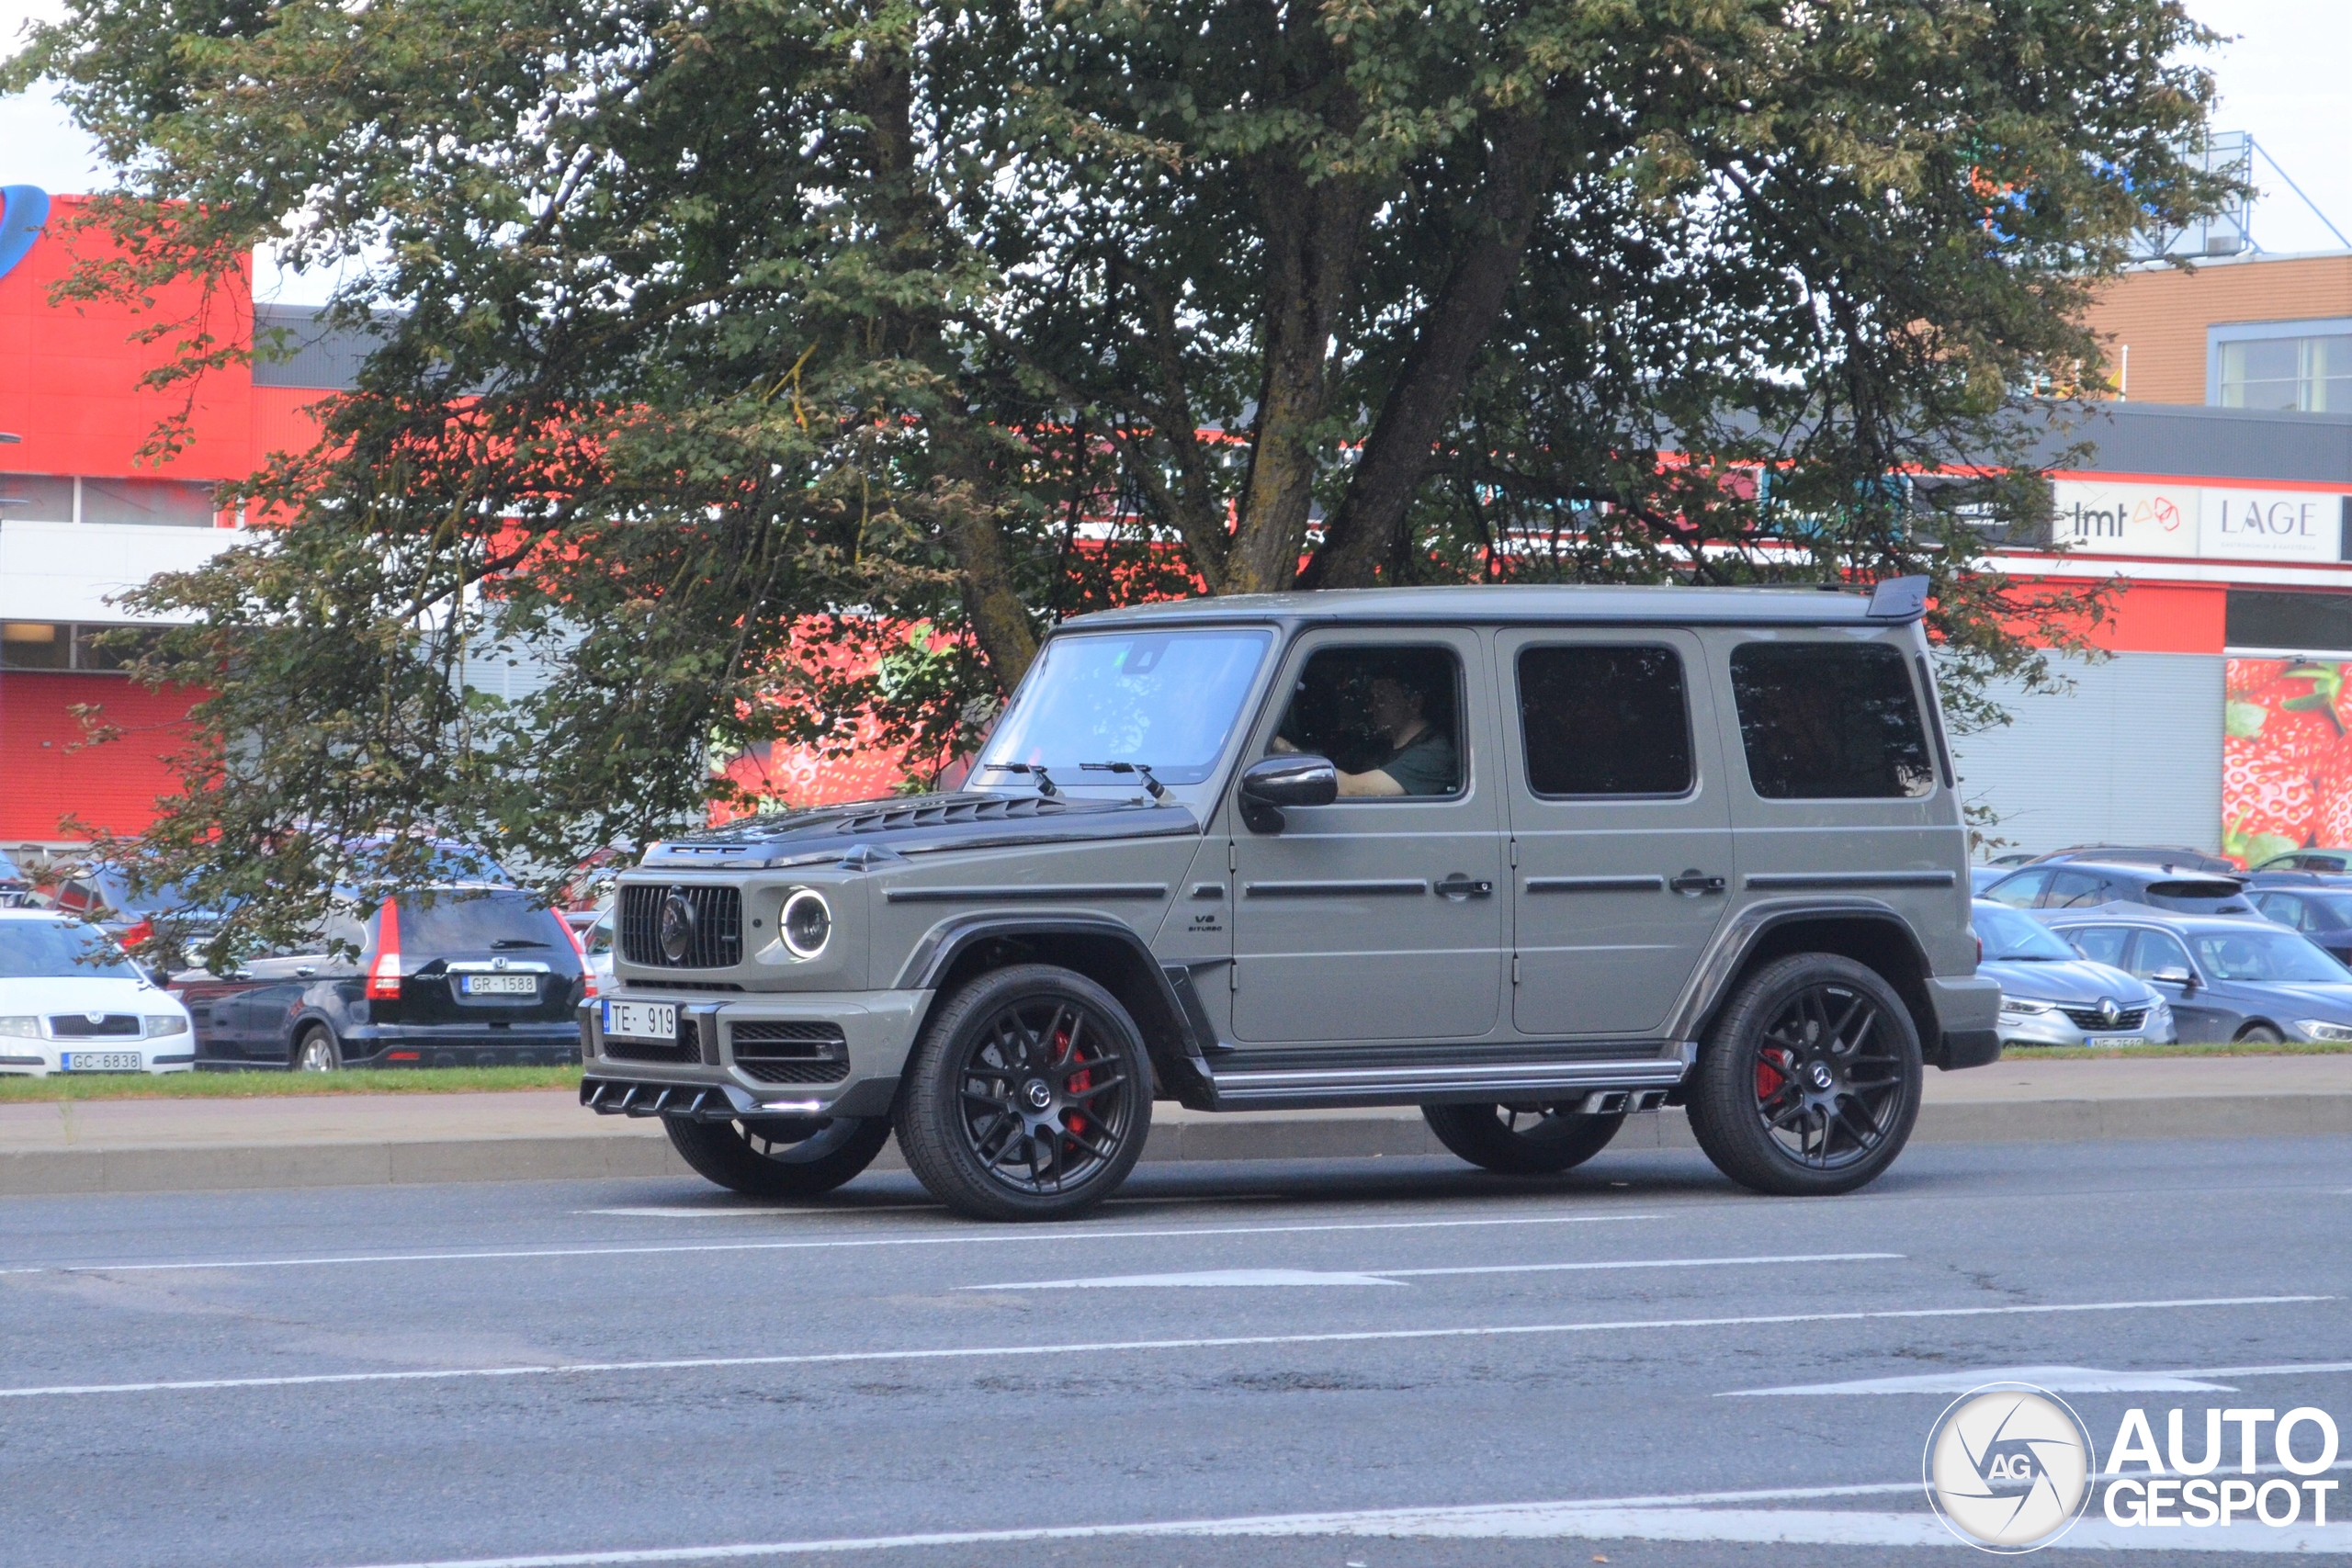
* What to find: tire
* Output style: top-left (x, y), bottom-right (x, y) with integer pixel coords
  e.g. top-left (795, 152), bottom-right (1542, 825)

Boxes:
top-left (2234, 1022), bottom-right (2285, 1044)
top-left (293, 1025), bottom-right (343, 1072)
top-left (1422, 1103), bottom-right (1625, 1175)
top-left (663, 1115), bottom-right (893, 1199)
top-left (1686, 953), bottom-right (1923, 1198)
top-left (895, 963), bottom-right (1153, 1221)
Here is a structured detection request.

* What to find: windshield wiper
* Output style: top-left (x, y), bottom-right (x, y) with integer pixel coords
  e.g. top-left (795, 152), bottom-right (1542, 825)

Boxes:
top-left (491, 939), bottom-right (551, 950)
top-left (1080, 761), bottom-right (1167, 800)
top-left (979, 761), bottom-right (1059, 797)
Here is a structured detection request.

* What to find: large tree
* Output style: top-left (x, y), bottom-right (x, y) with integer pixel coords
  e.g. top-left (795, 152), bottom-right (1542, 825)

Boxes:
top-left (6, 0), bottom-right (2227, 949)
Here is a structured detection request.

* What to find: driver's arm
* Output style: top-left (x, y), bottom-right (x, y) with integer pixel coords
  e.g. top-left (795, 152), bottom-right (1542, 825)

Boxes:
top-left (1269, 736), bottom-right (1404, 796)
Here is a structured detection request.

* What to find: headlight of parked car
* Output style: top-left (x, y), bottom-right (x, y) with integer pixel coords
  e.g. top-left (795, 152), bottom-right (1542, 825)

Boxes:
top-left (2294, 1019), bottom-right (2352, 1043)
top-left (1998, 998), bottom-right (2052, 1016)
top-left (143, 1015), bottom-right (189, 1038)
top-left (0, 1016), bottom-right (40, 1038)
top-left (780, 889), bottom-right (831, 960)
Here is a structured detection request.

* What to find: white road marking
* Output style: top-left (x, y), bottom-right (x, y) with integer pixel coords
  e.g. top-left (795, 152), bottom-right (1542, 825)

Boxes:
top-left (0, 1211), bottom-right (1657, 1277)
top-left (968, 1268), bottom-right (1408, 1289)
top-left (0, 1293), bottom-right (2321, 1401)
top-left (309, 1480), bottom-right (2350, 1566)
top-left (1727, 1357), bottom-right (2352, 1397)
top-left (966, 1251), bottom-right (1902, 1291)
top-left (1726, 1365), bottom-right (2241, 1396)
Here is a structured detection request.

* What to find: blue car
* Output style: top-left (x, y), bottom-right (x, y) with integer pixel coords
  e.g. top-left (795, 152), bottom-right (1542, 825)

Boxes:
top-left (2043, 906), bottom-right (2352, 1045)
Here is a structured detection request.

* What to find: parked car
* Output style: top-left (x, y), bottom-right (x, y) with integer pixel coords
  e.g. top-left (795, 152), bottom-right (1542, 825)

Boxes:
top-left (2027, 845), bottom-right (2242, 874)
top-left (582, 578), bottom-right (2000, 1217)
top-left (2248, 848), bottom-right (2352, 874)
top-left (2245, 881), bottom-right (2352, 966)
top-left (1979, 860), bottom-right (2254, 916)
top-left (0, 909), bottom-right (197, 1076)
top-left (2239, 851), bottom-right (2352, 879)
top-left (0, 849), bottom-right (32, 908)
top-left (40, 861), bottom-right (231, 972)
top-left (568, 901), bottom-right (615, 992)
top-left (172, 886), bottom-right (589, 1069)
top-left (1969, 865), bottom-right (2011, 896)
top-left (1973, 900), bottom-right (2173, 1049)
top-left (2043, 906), bottom-right (2352, 1044)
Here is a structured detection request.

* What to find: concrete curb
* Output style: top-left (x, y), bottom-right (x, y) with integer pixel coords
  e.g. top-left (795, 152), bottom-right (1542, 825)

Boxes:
top-left (6, 1091), bottom-right (2351, 1197)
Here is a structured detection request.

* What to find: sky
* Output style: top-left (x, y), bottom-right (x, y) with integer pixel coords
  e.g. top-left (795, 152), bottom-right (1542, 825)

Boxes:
top-left (1, 0), bottom-right (2347, 304)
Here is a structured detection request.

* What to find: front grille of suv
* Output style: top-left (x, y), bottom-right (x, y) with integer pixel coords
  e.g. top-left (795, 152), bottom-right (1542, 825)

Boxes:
top-left (730, 1020), bottom-right (848, 1085)
top-left (2060, 1005), bottom-right (2148, 1032)
top-left (618, 885), bottom-right (743, 969)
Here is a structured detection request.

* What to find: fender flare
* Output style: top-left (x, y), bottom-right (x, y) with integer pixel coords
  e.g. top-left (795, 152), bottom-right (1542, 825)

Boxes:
top-left (893, 911), bottom-right (1218, 1102)
top-left (1670, 898), bottom-right (1939, 1048)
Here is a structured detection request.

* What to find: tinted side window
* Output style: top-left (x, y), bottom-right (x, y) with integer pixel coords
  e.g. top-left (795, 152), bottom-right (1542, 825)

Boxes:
top-left (2127, 930), bottom-right (2193, 979)
top-left (1516, 646), bottom-right (1691, 796)
top-left (2065, 925), bottom-right (2130, 966)
top-left (1985, 869), bottom-right (2051, 908)
top-left (2044, 870), bottom-right (2109, 908)
top-left (1273, 645), bottom-right (1464, 799)
top-left (1728, 641), bottom-right (1934, 799)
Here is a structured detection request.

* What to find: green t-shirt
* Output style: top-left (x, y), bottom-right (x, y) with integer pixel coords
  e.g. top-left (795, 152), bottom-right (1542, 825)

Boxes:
top-left (1379, 728), bottom-right (1458, 795)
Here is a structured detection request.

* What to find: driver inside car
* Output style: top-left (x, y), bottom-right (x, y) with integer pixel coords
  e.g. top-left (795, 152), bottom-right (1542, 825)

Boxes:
top-left (1271, 654), bottom-right (1459, 797)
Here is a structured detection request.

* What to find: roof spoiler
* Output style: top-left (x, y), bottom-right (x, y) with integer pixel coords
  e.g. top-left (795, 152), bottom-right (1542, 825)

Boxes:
top-left (1865, 575), bottom-right (1929, 621)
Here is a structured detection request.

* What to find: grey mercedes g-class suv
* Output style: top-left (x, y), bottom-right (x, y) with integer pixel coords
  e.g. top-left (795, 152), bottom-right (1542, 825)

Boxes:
top-left (582, 581), bottom-right (1999, 1219)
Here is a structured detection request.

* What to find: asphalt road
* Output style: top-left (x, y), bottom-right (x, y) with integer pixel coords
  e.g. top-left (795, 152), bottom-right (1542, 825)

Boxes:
top-left (2, 1135), bottom-right (2349, 1567)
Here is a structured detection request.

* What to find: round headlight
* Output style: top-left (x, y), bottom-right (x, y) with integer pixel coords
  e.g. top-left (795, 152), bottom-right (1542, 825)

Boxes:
top-left (781, 889), bottom-right (831, 959)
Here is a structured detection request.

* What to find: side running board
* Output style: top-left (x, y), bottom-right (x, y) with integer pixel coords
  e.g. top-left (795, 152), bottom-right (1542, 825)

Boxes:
top-left (1204, 1054), bottom-right (1690, 1111)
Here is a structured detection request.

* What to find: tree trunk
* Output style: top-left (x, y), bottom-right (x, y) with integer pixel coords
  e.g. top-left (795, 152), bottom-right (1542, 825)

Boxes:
top-left (1219, 161), bottom-right (1367, 594)
top-left (1300, 116), bottom-right (1547, 589)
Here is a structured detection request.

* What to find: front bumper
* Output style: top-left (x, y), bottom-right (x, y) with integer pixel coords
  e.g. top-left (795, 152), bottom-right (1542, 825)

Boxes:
top-left (580, 987), bottom-right (932, 1120)
top-left (0, 1047), bottom-right (196, 1077)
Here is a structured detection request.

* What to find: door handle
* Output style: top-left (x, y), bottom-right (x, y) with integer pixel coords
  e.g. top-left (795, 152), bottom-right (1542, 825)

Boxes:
top-left (1434, 874), bottom-right (1495, 900)
top-left (1669, 870), bottom-right (1726, 897)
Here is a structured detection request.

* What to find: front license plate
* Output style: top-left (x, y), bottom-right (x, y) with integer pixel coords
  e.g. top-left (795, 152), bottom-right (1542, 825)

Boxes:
top-left (2088, 1035), bottom-right (2147, 1048)
top-left (61, 1051), bottom-right (142, 1072)
top-left (602, 999), bottom-right (677, 1042)
top-left (461, 974), bottom-right (539, 996)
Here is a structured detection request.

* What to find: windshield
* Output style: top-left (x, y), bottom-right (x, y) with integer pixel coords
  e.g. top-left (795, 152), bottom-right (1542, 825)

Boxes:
top-left (2188, 928), bottom-right (2350, 984)
top-left (977, 629), bottom-right (1272, 787)
top-left (1973, 903), bottom-right (2077, 962)
top-left (0, 919), bottom-right (144, 980)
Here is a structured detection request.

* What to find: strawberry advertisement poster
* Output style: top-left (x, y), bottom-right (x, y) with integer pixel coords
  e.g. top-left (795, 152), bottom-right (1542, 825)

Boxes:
top-left (2223, 658), bottom-right (2352, 865)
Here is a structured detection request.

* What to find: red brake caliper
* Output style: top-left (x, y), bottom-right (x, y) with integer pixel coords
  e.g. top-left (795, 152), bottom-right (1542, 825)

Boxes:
top-left (1755, 1052), bottom-right (1786, 1104)
top-left (1061, 1019), bottom-right (1090, 1139)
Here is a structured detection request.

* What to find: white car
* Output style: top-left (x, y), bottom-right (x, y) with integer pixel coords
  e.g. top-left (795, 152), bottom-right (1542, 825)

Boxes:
top-left (0, 908), bottom-right (197, 1077)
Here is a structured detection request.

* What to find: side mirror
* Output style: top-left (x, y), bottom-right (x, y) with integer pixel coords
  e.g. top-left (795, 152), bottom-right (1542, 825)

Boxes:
top-left (1238, 754), bottom-right (1338, 834)
top-left (2150, 966), bottom-right (2194, 990)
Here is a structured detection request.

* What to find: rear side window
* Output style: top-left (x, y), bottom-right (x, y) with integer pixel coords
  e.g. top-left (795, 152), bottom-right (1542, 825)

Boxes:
top-left (1728, 641), bottom-right (1934, 799)
top-left (1515, 645), bottom-right (1692, 796)
top-left (2064, 925), bottom-right (2130, 967)
top-left (371, 891), bottom-right (569, 956)
top-left (2045, 870), bottom-right (2109, 908)
top-left (2126, 930), bottom-right (2194, 979)
top-left (1984, 869), bottom-right (2050, 908)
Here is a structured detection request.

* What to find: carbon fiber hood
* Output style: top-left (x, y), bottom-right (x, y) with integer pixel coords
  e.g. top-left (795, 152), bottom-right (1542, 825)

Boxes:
top-left (638, 792), bottom-right (1200, 871)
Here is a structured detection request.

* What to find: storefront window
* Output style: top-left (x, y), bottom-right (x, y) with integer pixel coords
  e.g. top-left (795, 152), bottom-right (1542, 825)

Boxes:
top-left (80, 477), bottom-right (219, 527)
top-left (0, 622), bottom-right (160, 672)
top-left (0, 474), bottom-right (75, 522)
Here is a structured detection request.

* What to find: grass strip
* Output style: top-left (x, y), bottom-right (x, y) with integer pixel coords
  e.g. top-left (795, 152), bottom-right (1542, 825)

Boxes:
top-left (0, 1065), bottom-right (583, 1101)
top-left (2004, 1042), bottom-right (2352, 1060)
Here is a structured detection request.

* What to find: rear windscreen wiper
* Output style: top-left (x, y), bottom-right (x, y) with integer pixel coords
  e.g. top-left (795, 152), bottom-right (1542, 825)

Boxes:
top-left (490, 939), bottom-right (551, 950)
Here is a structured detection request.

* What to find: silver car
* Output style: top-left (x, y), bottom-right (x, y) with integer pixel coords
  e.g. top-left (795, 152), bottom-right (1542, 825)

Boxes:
top-left (1973, 900), bottom-right (2174, 1048)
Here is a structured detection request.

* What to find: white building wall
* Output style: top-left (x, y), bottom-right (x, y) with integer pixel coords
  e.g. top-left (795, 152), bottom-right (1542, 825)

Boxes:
top-left (1950, 651), bottom-right (2225, 856)
top-left (0, 520), bottom-right (243, 623)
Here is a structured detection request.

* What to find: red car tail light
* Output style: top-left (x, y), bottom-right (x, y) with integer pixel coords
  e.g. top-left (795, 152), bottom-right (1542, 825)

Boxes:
top-left (560, 912), bottom-right (598, 999)
top-left (366, 897), bottom-right (403, 1000)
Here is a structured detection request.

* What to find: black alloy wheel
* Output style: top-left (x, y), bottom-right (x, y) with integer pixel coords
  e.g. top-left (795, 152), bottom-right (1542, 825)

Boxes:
top-left (1422, 1102), bottom-right (1625, 1175)
top-left (897, 964), bottom-right (1151, 1221)
top-left (663, 1114), bottom-right (894, 1198)
top-left (1687, 953), bottom-right (1922, 1197)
